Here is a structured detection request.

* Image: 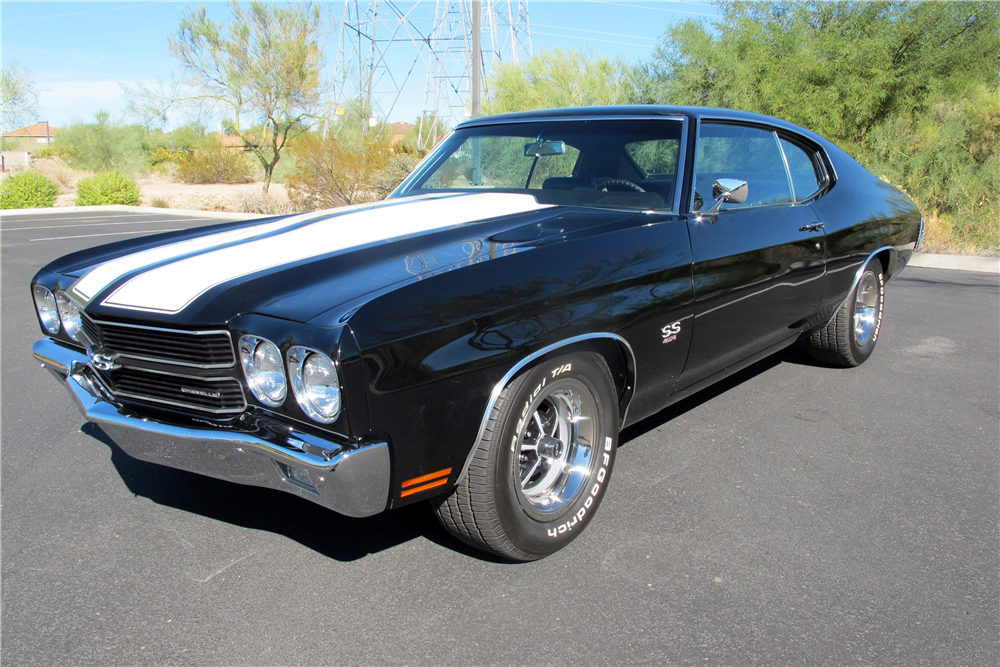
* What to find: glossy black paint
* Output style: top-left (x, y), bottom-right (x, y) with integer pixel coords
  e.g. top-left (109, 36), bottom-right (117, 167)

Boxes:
top-left (32, 105), bottom-right (922, 515)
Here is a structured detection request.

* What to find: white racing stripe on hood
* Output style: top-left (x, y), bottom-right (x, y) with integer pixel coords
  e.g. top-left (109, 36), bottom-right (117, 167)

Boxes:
top-left (101, 193), bottom-right (551, 314)
top-left (72, 211), bottom-right (325, 302)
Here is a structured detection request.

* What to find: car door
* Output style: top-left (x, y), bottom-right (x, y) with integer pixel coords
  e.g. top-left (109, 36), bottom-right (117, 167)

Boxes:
top-left (678, 121), bottom-right (828, 387)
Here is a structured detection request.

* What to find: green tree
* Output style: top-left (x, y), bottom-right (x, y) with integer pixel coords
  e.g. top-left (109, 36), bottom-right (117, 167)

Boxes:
top-left (127, 0), bottom-right (331, 192)
top-left (1, 62), bottom-right (39, 133)
top-left (484, 47), bottom-right (641, 115)
top-left (649, 1), bottom-right (999, 144)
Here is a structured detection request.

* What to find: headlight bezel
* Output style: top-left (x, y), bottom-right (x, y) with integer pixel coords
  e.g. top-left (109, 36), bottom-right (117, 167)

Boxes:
top-left (55, 291), bottom-right (84, 342)
top-left (33, 285), bottom-right (60, 334)
top-left (238, 335), bottom-right (287, 407)
top-left (287, 346), bottom-right (342, 424)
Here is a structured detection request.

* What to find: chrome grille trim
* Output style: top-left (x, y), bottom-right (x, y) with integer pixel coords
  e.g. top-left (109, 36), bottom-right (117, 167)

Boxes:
top-left (85, 317), bottom-right (235, 369)
top-left (99, 366), bottom-right (247, 414)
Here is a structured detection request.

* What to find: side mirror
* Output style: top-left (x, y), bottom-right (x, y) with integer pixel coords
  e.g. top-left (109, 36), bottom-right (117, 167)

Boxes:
top-left (697, 179), bottom-right (749, 222)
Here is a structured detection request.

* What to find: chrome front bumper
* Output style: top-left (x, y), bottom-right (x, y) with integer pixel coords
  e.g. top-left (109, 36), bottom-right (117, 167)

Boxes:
top-left (33, 338), bottom-right (390, 518)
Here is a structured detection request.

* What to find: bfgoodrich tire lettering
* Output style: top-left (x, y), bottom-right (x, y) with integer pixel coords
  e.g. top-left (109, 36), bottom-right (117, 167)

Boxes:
top-left (432, 352), bottom-right (618, 561)
top-left (807, 262), bottom-right (885, 367)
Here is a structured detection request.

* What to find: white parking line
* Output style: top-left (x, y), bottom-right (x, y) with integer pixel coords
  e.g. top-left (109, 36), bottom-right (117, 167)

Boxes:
top-left (1, 212), bottom-right (212, 226)
top-left (31, 229), bottom-right (180, 242)
top-left (4, 219), bottom-right (210, 232)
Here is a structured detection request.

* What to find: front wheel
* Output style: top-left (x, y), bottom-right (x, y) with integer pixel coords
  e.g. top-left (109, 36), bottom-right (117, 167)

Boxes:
top-left (432, 352), bottom-right (619, 561)
top-left (807, 261), bottom-right (885, 367)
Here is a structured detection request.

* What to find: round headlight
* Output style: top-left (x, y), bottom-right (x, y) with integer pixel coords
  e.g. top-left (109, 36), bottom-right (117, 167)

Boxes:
top-left (239, 336), bottom-right (286, 407)
top-left (288, 347), bottom-right (341, 423)
top-left (56, 292), bottom-right (83, 341)
top-left (33, 285), bottom-right (60, 334)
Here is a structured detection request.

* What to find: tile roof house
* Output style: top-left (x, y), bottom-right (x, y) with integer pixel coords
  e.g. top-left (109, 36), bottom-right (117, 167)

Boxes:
top-left (2, 123), bottom-right (61, 153)
top-left (219, 134), bottom-right (257, 151)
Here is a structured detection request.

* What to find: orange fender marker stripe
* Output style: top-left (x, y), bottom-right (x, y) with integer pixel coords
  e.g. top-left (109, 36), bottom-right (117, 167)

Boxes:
top-left (400, 477), bottom-right (450, 498)
top-left (400, 467), bottom-right (452, 497)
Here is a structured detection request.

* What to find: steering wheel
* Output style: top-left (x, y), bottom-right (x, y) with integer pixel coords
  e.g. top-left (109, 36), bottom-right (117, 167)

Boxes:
top-left (593, 178), bottom-right (645, 193)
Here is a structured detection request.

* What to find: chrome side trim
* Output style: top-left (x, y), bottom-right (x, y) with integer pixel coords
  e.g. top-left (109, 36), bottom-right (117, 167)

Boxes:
top-left (456, 333), bottom-right (637, 484)
top-left (32, 338), bottom-right (390, 517)
top-left (822, 246), bottom-right (895, 328)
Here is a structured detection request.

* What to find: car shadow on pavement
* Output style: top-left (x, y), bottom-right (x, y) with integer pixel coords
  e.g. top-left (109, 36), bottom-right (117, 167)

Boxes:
top-left (620, 340), bottom-right (823, 446)
top-left (81, 421), bottom-right (486, 562)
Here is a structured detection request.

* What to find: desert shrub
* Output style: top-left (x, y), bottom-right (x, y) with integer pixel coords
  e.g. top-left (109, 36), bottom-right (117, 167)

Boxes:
top-left (370, 152), bottom-right (422, 199)
top-left (0, 170), bottom-right (59, 209)
top-left (75, 171), bottom-right (142, 206)
top-left (863, 85), bottom-right (1000, 255)
top-left (237, 192), bottom-right (294, 215)
top-left (28, 156), bottom-right (74, 190)
top-left (176, 145), bottom-right (255, 184)
top-left (148, 196), bottom-right (171, 208)
top-left (50, 112), bottom-right (147, 175)
top-left (286, 134), bottom-right (393, 211)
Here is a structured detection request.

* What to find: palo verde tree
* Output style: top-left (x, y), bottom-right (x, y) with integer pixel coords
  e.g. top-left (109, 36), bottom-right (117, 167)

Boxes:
top-left (128, 0), bottom-right (331, 192)
top-left (1, 62), bottom-right (40, 134)
top-left (485, 47), bottom-right (642, 115)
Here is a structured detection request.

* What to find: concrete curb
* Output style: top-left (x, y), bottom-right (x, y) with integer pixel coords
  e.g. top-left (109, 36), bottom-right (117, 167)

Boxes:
top-left (1, 205), bottom-right (269, 220)
top-left (910, 253), bottom-right (999, 275)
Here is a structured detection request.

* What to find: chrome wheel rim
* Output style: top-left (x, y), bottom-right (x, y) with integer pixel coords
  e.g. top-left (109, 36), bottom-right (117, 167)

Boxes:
top-left (516, 380), bottom-right (597, 516)
top-left (853, 269), bottom-right (880, 347)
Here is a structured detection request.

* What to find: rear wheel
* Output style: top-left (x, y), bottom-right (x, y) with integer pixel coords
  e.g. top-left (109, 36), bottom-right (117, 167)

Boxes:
top-left (807, 262), bottom-right (885, 367)
top-left (432, 352), bottom-right (618, 561)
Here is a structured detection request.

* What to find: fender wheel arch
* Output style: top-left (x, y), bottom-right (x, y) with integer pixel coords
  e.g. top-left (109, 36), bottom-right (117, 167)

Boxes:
top-left (432, 349), bottom-right (620, 561)
top-left (455, 333), bottom-right (635, 487)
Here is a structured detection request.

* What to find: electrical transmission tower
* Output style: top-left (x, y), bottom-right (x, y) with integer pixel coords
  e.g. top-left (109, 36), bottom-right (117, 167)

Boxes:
top-left (330, 1), bottom-right (532, 148)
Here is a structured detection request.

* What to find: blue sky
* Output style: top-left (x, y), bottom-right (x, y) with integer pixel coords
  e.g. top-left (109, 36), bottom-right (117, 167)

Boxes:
top-left (2, 1), bottom-right (719, 131)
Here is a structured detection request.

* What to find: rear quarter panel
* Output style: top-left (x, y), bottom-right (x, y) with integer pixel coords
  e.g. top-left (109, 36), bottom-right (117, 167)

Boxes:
top-left (812, 142), bottom-right (922, 318)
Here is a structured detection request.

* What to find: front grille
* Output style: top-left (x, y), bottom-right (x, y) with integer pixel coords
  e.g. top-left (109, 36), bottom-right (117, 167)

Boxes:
top-left (102, 367), bottom-right (246, 414)
top-left (99, 323), bottom-right (234, 368)
top-left (80, 315), bottom-right (101, 348)
top-left (84, 315), bottom-right (245, 414)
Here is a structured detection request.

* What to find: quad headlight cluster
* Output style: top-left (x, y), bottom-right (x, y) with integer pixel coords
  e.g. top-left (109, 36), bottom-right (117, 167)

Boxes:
top-left (32, 286), bottom-right (84, 342)
top-left (238, 336), bottom-right (342, 423)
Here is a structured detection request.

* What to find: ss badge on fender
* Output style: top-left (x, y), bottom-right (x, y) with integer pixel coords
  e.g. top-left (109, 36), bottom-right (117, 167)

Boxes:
top-left (661, 321), bottom-right (681, 344)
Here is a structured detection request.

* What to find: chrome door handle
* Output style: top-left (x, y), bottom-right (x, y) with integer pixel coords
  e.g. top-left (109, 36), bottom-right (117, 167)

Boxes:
top-left (799, 223), bottom-right (825, 232)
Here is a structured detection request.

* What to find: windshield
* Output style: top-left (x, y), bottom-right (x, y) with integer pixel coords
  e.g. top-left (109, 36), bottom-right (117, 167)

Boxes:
top-left (393, 118), bottom-right (684, 211)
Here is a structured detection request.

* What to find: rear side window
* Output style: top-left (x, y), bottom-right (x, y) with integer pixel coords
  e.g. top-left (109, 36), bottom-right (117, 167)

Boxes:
top-left (625, 139), bottom-right (680, 178)
top-left (779, 137), bottom-right (826, 201)
top-left (693, 123), bottom-right (793, 210)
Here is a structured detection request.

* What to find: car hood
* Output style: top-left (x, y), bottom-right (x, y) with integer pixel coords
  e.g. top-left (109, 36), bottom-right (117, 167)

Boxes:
top-left (49, 192), bottom-right (642, 326)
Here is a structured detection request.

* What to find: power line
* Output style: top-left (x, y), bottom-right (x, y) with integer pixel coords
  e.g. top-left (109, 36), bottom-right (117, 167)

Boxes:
top-left (532, 31), bottom-right (655, 48)
top-left (581, 0), bottom-right (718, 18)
top-left (532, 23), bottom-right (657, 42)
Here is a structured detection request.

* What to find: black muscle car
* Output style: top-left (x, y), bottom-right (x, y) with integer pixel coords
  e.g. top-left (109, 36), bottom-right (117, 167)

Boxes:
top-left (31, 106), bottom-right (922, 561)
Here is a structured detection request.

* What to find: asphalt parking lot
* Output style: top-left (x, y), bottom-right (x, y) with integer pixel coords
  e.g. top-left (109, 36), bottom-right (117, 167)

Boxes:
top-left (2, 209), bottom-right (998, 665)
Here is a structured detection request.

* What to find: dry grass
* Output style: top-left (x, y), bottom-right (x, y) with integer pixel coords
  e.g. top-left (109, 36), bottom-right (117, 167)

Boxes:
top-left (917, 213), bottom-right (1000, 257)
top-left (236, 191), bottom-right (295, 215)
top-left (28, 157), bottom-right (75, 192)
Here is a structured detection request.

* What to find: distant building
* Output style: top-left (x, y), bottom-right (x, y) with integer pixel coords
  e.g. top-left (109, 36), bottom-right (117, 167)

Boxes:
top-left (385, 122), bottom-right (415, 145)
top-left (219, 134), bottom-right (256, 152)
top-left (2, 123), bottom-right (61, 153)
